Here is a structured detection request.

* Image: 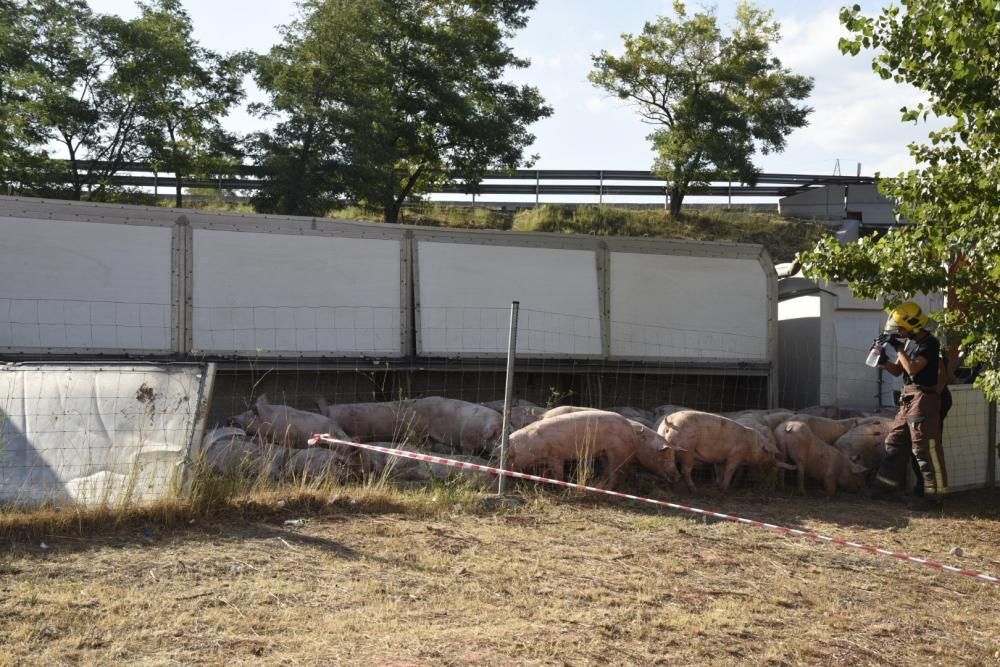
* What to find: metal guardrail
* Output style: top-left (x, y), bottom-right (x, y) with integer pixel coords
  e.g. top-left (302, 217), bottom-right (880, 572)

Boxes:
top-left (6, 161), bottom-right (876, 202)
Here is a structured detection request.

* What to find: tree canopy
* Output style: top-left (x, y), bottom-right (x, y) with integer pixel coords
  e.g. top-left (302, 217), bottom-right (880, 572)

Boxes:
top-left (252, 0), bottom-right (551, 222)
top-left (798, 1), bottom-right (1000, 399)
top-left (0, 0), bottom-right (246, 203)
top-left (129, 0), bottom-right (249, 208)
top-left (589, 1), bottom-right (813, 217)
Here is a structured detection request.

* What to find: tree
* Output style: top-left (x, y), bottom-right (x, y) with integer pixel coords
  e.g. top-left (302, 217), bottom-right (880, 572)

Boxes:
top-left (0, 0), bottom-right (34, 191)
top-left (4, 0), bottom-right (157, 200)
top-left (589, 1), bottom-right (813, 217)
top-left (1, 0), bottom-right (79, 196)
top-left (128, 0), bottom-right (248, 208)
top-left (253, 0), bottom-right (551, 222)
top-left (4, 0), bottom-right (246, 203)
top-left (798, 2), bottom-right (1000, 400)
top-left (11, 0), bottom-right (141, 200)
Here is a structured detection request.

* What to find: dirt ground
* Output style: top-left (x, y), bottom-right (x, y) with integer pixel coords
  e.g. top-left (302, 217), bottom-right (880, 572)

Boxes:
top-left (2, 485), bottom-right (999, 666)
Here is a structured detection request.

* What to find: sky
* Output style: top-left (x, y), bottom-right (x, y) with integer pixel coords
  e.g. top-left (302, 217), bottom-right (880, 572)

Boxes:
top-left (81, 0), bottom-right (944, 183)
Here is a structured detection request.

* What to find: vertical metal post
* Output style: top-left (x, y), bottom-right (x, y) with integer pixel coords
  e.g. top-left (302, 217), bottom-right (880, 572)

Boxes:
top-left (535, 171), bottom-right (540, 207)
top-left (988, 401), bottom-right (997, 488)
top-left (498, 300), bottom-right (520, 494)
top-left (727, 173), bottom-right (732, 210)
top-left (599, 170), bottom-right (604, 206)
top-left (153, 170), bottom-right (158, 198)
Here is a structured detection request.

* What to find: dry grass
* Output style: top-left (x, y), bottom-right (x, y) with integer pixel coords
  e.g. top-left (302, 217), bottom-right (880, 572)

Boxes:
top-left (184, 201), bottom-right (828, 263)
top-left (2, 479), bottom-right (998, 666)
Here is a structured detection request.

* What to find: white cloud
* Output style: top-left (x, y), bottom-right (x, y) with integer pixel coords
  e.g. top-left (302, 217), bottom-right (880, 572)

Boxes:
top-left (869, 149), bottom-right (921, 178)
top-left (774, 9), bottom-right (847, 71)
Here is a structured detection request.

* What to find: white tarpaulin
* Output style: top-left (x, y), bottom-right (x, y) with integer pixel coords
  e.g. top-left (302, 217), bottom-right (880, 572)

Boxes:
top-left (0, 363), bottom-right (211, 507)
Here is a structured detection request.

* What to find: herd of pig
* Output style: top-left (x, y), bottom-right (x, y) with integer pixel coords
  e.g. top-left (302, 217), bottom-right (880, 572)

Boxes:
top-left (205, 393), bottom-right (894, 496)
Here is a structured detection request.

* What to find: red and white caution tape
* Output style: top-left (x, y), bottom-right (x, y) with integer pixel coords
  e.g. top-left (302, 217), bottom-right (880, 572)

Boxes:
top-left (308, 434), bottom-right (999, 587)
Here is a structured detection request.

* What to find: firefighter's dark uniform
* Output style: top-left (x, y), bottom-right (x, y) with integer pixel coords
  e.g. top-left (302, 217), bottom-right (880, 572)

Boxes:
top-left (910, 351), bottom-right (952, 497)
top-left (875, 333), bottom-right (949, 496)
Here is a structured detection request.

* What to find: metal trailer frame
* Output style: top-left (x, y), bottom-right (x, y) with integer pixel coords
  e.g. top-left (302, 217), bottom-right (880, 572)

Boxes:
top-left (0, 196), bottom-right (779, 406)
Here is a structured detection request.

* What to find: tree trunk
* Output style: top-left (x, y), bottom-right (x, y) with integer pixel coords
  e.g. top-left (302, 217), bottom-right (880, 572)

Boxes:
top-left (174, 175), bottom-right (184, 208)
top-left (383, 166), bottom-right (425, 224)
top-left (66, 144), bottom-right (82, 201)
top-left (169, 126), bottom-right (184, 208)
top-left (669, 186), bottom-right (684, 217)
top-left (384, 200), bottom-right (401, 224)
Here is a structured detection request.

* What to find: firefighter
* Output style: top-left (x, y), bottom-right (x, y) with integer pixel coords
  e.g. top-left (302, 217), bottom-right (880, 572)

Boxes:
top-left (869, 302), bottom-right (948, 510)
top-left (909, 347), bottom-right (955, 499)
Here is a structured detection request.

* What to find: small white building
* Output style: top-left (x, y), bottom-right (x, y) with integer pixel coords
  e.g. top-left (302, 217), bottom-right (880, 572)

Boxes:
top-left (777, 274), bottom-right (942, 412)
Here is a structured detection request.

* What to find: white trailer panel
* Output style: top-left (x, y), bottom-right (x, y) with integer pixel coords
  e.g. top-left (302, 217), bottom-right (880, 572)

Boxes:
top-left (0, 363), bottom-right (210, 506)
top-left (609, 252), bottom-right (769, 360)
top-left (415, 241), bottom-right (602, 356)
top-left (943, 385), bottom-right (991, 491)
top-left (191, 229), bottom-right (404, 356)
top-left (0, 216), bottom-right (173, 353)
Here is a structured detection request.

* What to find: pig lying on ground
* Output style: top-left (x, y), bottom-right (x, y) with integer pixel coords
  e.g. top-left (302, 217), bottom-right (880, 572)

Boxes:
top-left (608, 406), bottom-right (655, 422)
top-left (798, 405), bottom-right (870, 420)
top-left (658, 410), bottom-right (788, 493)
top-left (318, 397), bottom-right (501, 455)
top-left (410, 397), bottom-right (502, 455)
top-left (479, 402), bottom-right (546, 430)
top-left (832, 418), bottom-right (893, 469)
top-left (228, 394), bottom-right (350, 449)
top-left (507, 405), bottom-right (547, 430)
top-left (774, 420), bottom-right (868, 496)
top-left (482, 398), bottom-right (538, 411)
top-left (504, 411), bottom-right (681, 490)
top-left (361, 445), bottom-right (494, 487)
top-left (316, 399), bottom-right (416, 442)
top-left (284, 448), bottom-right (359, 483)
top-left (201, 427), bottom-right (287, 480)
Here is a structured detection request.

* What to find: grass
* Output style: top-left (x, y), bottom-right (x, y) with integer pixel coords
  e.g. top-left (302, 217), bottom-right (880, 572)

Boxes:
top-left (2, 476), bottom-right (998, 666)
top-left (338, 204), bottom-right (828, 263)
top-left (511, 205), bottom-right (829, 262)
top-left (175, 200), bottom-right (828, 263)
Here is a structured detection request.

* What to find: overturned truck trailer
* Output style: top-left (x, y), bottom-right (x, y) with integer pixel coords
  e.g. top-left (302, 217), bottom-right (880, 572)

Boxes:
top-left (0, 196), bottom-right (778, 423)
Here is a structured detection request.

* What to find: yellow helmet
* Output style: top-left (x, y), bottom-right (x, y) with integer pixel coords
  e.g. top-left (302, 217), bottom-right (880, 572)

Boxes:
top-left (884, 301), bottom-right (928, 334)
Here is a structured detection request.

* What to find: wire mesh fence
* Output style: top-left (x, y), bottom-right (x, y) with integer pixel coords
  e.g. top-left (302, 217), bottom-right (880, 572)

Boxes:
top-left (2, 297), bottom-right (996, 506)
top-left (0, 364), bottom-right (209, 507)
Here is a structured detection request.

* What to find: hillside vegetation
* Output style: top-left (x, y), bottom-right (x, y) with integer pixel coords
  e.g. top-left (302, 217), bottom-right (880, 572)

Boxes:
top-left (328, 204), bottom-right (830, 263)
